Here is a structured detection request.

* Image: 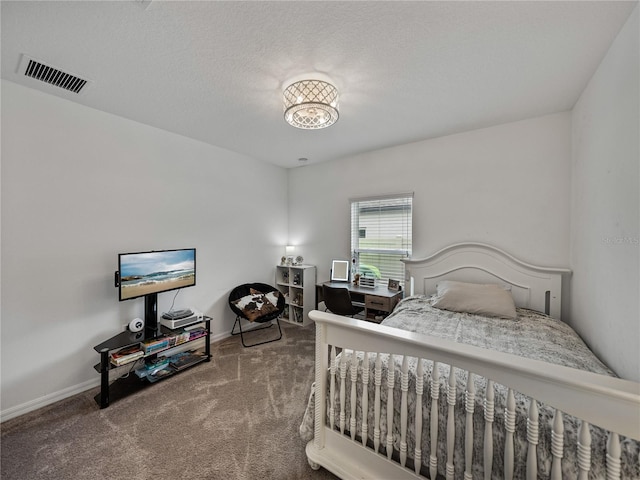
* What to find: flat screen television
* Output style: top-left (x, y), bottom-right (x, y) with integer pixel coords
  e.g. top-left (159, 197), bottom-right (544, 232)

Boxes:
top-left (116, 248), bottom-right (196, 338)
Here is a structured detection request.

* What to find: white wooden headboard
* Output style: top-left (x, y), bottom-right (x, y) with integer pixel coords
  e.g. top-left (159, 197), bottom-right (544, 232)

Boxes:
top-left (402, 243), bottom-right (571, 319)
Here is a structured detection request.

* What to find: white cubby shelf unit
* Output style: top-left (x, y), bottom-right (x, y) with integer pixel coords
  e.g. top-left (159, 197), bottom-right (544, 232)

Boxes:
top-left (276, 264), bottom-right (316, 327)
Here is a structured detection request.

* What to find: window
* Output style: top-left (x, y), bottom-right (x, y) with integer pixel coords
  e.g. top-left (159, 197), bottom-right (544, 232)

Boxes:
top-left (350, 193), bottom-right (413, 287)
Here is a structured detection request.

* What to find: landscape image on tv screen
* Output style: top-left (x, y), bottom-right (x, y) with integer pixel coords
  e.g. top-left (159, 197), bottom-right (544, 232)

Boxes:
top-left (120, 249), bottom-right (195, 300)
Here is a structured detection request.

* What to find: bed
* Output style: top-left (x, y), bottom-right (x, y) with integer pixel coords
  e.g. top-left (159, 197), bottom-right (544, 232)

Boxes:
top-left (300, 243), bottom-right (640, 479)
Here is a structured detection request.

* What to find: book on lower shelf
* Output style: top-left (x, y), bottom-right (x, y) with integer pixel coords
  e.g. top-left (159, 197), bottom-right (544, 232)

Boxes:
top-left (146, 367), bottom-right (174, 383)
top-left (169, 351), bottom-right (207, 371)
top-left (135, 357), bottom-right (170, 379)
top-left (110, 344), bottom-right (144, 366)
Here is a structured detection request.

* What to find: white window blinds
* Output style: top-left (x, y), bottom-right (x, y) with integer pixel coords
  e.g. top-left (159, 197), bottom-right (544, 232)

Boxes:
top-left (350, 193), bottom-right (413, 287)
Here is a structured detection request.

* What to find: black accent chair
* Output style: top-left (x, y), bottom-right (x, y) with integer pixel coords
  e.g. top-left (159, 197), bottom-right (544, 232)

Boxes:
top-left (229, 283), bottom-right (285, 347)
top-left (322, 284), bottom-right (365, 318)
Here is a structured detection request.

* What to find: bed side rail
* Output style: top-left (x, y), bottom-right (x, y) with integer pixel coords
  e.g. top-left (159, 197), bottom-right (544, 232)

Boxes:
top-left (309, 310), bottom-right (640, 480)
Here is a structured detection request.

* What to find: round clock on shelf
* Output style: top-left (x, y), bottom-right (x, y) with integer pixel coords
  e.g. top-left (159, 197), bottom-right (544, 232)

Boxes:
top-left (295, 255), bottom-right (304, 265)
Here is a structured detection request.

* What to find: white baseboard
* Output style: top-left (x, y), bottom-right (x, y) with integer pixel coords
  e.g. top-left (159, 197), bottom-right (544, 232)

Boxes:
top-left (1, 332), bottom-right (234, 423)
top-left (210, 330), bottom-right (232, 343)
top-left (1, 378), bottom-right (99, 423)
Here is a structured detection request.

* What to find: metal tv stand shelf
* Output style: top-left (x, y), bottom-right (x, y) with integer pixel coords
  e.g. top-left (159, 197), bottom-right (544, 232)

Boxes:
top-left (93, 316), bottom-right (211, 408)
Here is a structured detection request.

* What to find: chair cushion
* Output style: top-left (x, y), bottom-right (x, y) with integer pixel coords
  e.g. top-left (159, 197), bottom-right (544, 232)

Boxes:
top-left (232, 288), bottom-right (281, 322)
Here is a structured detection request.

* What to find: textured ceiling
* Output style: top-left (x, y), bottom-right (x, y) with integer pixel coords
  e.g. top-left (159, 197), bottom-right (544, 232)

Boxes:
top-left (1, 1), bottom-right (637, 168)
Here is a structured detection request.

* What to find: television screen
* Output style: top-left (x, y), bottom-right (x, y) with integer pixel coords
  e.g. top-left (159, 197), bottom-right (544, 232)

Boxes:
top-left (118, 248), bottom-right (196, 301)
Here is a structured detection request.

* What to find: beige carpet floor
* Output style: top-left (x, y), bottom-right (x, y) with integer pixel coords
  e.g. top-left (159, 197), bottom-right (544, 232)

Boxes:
top-left (1, 321), bottom-right (339, 480)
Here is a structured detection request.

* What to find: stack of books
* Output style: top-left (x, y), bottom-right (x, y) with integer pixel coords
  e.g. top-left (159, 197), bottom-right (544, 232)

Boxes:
top-left (166, 331), bottom-right (190, 348)
top-left (110, 345), bottom-right (144, 366)
top-left (142, 337), bottom-right (169, 354)
top-left (187, 326), bottom-right (207, 341)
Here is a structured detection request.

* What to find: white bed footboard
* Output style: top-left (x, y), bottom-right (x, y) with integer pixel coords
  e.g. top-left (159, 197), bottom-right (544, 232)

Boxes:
top-left (305, 310), bottom-right (640, 480)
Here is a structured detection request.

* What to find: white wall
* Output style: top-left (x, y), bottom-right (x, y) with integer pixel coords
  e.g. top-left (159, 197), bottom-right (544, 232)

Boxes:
top-left (570, 7), bottom-right (639, 381)
top-left (1, 81), bottom-right (288, 416)
top-left (289, 112), bottom-right (572, 285)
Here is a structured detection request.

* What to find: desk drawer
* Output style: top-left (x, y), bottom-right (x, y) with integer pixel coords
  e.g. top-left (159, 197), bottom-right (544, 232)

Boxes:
top-left (365, 295), bottom-right (391, 312)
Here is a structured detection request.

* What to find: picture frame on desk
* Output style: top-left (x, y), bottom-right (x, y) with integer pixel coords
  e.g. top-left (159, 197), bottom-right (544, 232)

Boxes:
top-left (388, 279), bottom-right (401, 291)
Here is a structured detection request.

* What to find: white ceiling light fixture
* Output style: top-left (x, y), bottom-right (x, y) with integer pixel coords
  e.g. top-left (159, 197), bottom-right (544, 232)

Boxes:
top-left (283, 73), bottom-right (339, 130)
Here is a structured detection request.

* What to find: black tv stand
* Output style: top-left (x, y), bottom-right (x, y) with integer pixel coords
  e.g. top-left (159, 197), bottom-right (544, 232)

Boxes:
top-left (144, 292), bottom-right (160, 338)
top-left (93, 316), bottom-right (211, 408)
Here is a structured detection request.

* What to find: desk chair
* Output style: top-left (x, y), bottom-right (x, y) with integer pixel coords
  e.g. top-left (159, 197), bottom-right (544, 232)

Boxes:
top-left (322, 284), bottom-right (365, 318)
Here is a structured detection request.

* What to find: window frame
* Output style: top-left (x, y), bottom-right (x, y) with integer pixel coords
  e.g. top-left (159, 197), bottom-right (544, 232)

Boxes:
top-left (350, 193), bottom-right (413, 288)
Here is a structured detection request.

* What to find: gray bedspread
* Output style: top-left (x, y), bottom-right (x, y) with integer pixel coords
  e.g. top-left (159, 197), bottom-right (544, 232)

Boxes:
top-left (300, 295), bottom-right (640, 479)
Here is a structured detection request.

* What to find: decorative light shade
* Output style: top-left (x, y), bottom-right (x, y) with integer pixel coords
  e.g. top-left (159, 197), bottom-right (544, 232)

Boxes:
top-left (283, 78), bottom-right (339, 129)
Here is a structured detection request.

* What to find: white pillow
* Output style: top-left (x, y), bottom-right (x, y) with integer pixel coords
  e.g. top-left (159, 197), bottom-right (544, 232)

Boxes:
top-left (432, 280), bottom-right (517, 319)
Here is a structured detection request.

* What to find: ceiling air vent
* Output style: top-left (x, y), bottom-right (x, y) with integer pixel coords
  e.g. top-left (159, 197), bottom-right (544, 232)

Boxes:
top-left (17, 54), bottom-right (92, 94)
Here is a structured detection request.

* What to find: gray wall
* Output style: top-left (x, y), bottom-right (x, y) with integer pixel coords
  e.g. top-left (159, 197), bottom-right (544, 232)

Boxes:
top-left (570, 7), bottom-right (639, 381)
top-left (289, 112), bottom-right (572, 286)
top-left (1, 81), bottom-right (288, 415)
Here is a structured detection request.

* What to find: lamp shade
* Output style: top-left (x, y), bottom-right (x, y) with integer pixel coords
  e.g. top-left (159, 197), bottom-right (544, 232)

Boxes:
top-left (283, 79), bottom-right (339, 129)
